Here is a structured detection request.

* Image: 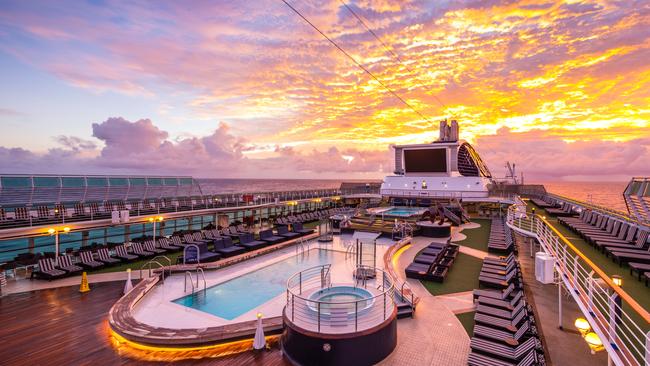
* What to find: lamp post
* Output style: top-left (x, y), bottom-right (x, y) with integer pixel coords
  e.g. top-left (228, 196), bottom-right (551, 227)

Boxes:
top-left (47, 226), bottom-right (71, 264)
top-left (148, 216), bottom-right (163, 248)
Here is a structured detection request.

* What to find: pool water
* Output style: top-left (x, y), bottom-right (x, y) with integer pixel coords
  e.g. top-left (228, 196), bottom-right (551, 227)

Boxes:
top-left (382, 207), bottom-right (425, 217)
top-left (308, 286), bottom-right (374, 314)
top-left (173, 249), bottom-right (346, 320)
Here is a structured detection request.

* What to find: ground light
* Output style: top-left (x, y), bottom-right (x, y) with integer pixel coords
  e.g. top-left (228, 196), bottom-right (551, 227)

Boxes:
top-left (574, 317), bottom-right (604, 354)
top-left (574, 317), bottom-right (591, 335)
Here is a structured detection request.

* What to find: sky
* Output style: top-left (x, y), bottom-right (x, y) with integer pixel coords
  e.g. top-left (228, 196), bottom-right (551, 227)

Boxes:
top-left (0, 0), bottom-right (648, 181)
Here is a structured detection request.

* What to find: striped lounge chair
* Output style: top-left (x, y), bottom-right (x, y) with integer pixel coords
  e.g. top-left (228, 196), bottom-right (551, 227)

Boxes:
top-left (96, 248), bottom-right (121, 265)
top-left (32, 258), bottom-right (66, 280)
top-left (79, 251), bottom-right (104, 269)
top-left (131, 242), bottom-right (154, 258)
top-left (58, 255), bottom-right (83, 274)
top-left (113, 245), bottom-right (138, 262)
top-left (144, 240), bottom-right (166, 254)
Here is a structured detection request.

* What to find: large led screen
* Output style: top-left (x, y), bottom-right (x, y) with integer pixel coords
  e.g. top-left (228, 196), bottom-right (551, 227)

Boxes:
top-left (404, 148), bottom-right (447, 173)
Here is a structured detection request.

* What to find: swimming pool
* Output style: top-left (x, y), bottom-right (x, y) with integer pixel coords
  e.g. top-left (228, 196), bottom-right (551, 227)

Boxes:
top-left (173, 249), bottom-right (346, 320)
top-left (381, 207), bottom-right (425, 217)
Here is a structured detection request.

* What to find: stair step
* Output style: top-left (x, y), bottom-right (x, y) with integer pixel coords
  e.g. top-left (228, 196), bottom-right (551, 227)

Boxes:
top-left (397, 308), bottom-right (414, 319)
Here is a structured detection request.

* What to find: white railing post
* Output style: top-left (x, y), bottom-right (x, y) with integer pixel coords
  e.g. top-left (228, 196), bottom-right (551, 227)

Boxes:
top-left (588, 271), bottom-right (595, 313)
top-left (608, 293), bottom-right (620, 348)
top-left (645, 331), bottom-right (650, 366)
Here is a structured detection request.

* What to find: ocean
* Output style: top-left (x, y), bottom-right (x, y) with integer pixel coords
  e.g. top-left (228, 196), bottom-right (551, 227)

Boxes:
top-left (538, 181), bottom-right (628, 212)
top-left (197, 179), bottom-right (629, 213)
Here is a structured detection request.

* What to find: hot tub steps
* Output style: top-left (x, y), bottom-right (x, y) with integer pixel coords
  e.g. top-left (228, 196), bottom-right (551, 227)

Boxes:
top-left (395, 298), bottom-right (414, 318)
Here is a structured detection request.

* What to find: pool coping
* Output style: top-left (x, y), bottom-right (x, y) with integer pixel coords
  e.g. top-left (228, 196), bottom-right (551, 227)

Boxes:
top-left (108, 232), bottom-right (319, 347)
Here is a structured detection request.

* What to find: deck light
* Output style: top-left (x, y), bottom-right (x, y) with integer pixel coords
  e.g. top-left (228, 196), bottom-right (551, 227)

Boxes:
top-left (612, 275), bottom-right (622, 287)
top-left (47, 228), bottom-right (56, 235)
top-left (148, 217), bottom-right (154, 223)
top-left (574, 317), bottom-right (590, 335)
top-left (584, 332), bottom-right (604, 353)
top-left (63, 227), bottom-right (70, 233)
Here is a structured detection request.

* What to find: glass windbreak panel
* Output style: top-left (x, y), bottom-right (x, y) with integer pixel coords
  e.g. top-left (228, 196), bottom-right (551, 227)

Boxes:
top-left (33, 176), bottom-right (60, 187)
top-left (180, 178), bottom-right (193, 185)
top-left (163, 224), bottom-right (175, 236)
top-left (164, 178), bottom-right (178, 186)
top-left (0, 238), bottom-right (29, 262)
top-left (176, 218), bottom-right (189, 230)
top-left (147, 177), bottom-right (162, 186)
top-left (106, 226), bottom-right (125, 243)
top-left (191, 220), bottom-right (202, 230)
top-left (628, 181), bottom-right (642, 194)
top-left (34, 236), bottom-right (55, 254)
top-left (88, 229), bottom-right (106, 245)
top-left (109, 177), bottom-right (128, 186)
top-left (130, 178), bottom-right (146, 186)
top-left (1, 176), bottom-right (31, 187)
top-left (87, 177), bottom-right (108, 187)
top-left (62, 177), bottom-right (85, 187)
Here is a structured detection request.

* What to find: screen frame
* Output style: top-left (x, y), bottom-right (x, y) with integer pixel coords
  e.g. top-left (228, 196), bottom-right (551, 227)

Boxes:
top-left (402, 147), bottom-right (449, 174)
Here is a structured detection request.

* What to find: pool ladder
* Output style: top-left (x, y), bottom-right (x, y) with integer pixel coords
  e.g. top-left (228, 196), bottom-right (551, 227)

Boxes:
top-left (184, 268), bottom-right (207, 294)
top-left (295, 237), bottom-right (310, 255)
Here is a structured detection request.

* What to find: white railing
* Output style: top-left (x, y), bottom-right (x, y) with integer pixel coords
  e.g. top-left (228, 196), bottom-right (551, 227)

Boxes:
top-left (506, 205), bottom-right (650, 366)
top-left (285, 265), bottom-right (395, 334)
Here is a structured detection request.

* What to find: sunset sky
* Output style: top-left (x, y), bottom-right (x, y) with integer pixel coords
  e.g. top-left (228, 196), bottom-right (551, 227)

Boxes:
top-left (0, 0), bottom-right (648, 180)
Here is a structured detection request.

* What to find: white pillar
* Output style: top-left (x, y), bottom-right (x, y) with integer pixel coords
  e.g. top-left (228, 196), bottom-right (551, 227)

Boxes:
top-left (54, 232), bottom-right (60, 264)
top-left (558, 281), bottom-right (563, 329)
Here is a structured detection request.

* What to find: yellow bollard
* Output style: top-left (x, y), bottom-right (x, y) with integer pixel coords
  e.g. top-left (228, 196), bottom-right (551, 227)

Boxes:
top-left (79, 271), bottom-right (90, 293)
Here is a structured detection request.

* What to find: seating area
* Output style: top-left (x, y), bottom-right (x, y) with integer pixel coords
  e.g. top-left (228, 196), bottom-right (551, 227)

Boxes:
top-left (405, 240), bottom-right (459, 282)
top-left (14, 218), bottom-right (320, 280)
top-left (468, 254), bottom-right (546, 365)
top-left (488, 219), bottom-right (516, 254)
top-left (557, 209), bottom-right (650, 284)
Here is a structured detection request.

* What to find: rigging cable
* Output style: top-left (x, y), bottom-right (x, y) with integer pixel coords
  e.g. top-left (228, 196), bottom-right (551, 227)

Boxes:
top-left (280, 0), bottom-right (434, 124)
top-left (338, 0), bottom-right (447, 111)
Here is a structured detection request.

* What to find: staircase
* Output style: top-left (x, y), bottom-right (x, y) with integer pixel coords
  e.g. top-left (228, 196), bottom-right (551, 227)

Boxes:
top-left (394, 295), bottom-right (415, 318)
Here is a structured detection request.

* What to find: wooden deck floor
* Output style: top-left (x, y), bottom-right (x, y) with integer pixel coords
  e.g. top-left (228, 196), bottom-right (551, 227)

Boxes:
top-left (0, 281), bottom-right (289, 365)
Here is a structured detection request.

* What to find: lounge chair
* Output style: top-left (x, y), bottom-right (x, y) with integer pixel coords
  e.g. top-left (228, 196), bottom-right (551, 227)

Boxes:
top-left (79, 251), bottom-right (104, 270)
top-left (96, 248), bottom-right (121, 265)
top-left (113, 245), bottom-right (138, 262)
top-left (476, 301), bottom-right (526, 320)
top-left (292, 222), bottom-right (314, 235)
top-left (473, 321), bottom-right (532, 346)
top-left (213, 237), bottom-right (246, 257)
top-left (131, 242), bottom-right (154, 258)
top-left (57, 255), bottom-right (83, 274)
top-left (477, 291), bottom-right (524, 310)
top-left (277, 225), bottom-right (300, 239)
top-left (259, 229), bottom-right (285, 245)
top-left (31, 258), bottom-right (66, 280)
top-left (237, 233), bottom-right (267, 251)
top-left (629, 262), bottom-right (650, 279)
top-left (474, 309), bottom-right (529, 332)
top-left (144, 240), bottom-right (166, 254)
top-left (473, 283), bottom-right (516, 301)
top-left (468, 348), bottom-right (539, 366)
top-left (158, 237), bottom-right (182, 251)
top-left (470, 336), bottom-right (539, 362)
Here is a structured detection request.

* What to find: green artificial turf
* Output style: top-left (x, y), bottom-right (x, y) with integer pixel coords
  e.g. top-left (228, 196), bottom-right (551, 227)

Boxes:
top-left (456, 311), bottom-right (476, 336)
top-left (420, 252), bottom-right (483, 295)
top-left (453, 218), bottom-right (492, 251)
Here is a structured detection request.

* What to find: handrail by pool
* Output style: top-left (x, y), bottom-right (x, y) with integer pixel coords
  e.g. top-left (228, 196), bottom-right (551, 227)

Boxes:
top-left (285, 264), bottom-right (395, 334)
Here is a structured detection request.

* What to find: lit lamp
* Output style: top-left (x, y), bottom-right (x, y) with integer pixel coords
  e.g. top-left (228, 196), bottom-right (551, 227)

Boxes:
top-left (47, 226), bottom-right (71, 263)
top-left (148, 216), bottom-right (163, 249)
top-left (584, 332), bottom-right (604, 354)
top-left (574, 317), bottom-right (591, 336)
top-left (611, 275), bottom-right (623, 287)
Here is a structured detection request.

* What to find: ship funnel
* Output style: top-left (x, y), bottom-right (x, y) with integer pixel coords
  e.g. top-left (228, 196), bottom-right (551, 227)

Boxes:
top-left (438, 119), bottom-right (459, 142)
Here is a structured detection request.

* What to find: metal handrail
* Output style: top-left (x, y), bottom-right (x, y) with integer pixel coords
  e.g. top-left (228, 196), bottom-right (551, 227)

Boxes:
top-left (151, 255), bottom-right (171, 268)
top-left (183, 271), bottom-right (195, 293)
top-left (139, 260), bottom-right (165, 282)
top-left (285, 264), bottom-right (395, 334)
top-left (506, 205), bottom-right (650, 366)
top-left (196, 267), bottom-right (206, 292)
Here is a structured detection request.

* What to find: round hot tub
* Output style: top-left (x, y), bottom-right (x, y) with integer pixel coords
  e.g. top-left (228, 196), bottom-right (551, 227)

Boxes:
top-left (307, 286), bottom-right (375, 315)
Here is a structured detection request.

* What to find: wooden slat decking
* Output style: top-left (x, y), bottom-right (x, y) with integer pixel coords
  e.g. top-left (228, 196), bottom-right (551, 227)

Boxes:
top-left (0, 281), bottom-right (289, 365)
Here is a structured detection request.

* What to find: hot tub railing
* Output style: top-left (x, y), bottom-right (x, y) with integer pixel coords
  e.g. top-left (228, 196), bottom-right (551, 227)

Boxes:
top-left (285, 264), bottom-right (395, 334)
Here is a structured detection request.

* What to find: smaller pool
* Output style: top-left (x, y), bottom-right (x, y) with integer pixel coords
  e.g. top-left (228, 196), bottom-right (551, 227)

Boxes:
top-left (307, 286), bottom-right (374, 315)
top-left (381, 207), bottom-right (425, 217)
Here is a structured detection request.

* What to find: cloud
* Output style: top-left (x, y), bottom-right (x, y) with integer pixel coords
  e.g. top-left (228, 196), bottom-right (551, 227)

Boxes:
top-left (0, 117), bottom-right (390, 178)
top-left (475, 127), bottom-right (650, 180)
